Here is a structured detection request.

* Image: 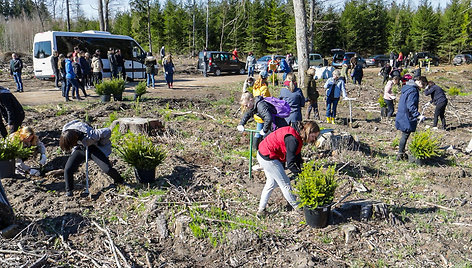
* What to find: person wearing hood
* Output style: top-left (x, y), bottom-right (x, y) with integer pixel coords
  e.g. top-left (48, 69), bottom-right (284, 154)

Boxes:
top-left (0, 86), bottom-right (24, 137)
top-left (145, 52), bottom-right (157, 88)
top-left (395, 76), bottom-right (428, 160)
top-left (279, 72), bottom-right (304, 125)
top-left (92, 51), bottom-right (103, 84)
top-left (59, 120), bottom-right (124, 197)
top-left (424, 81), bottom-right (448, 130)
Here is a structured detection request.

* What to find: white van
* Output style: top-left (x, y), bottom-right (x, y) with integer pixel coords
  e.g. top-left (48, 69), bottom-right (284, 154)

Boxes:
top-left (33, 31), bottom-right (148, 80)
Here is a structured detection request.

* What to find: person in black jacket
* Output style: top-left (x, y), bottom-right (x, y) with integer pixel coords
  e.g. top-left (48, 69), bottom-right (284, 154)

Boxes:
top-left (424, 81), bottom-right (448, 130)
top-left (9, 53), bottom-right (23, 92)
top-left (51, 51), bottom-right (60, 89)
top-left (79, 51), bottom-right (91, 90)
top-left (115, 49), bottom-right (126, 79)
top-left (107, 48), bottom-right (118, 78)
top-left (380, 63), bottom-right (392, 84)
top-left (237, 92), bottom-right (288, 143)
top-left (73, 56), bottom-right (87, 97)
top-left (0, 86), bottom-right (25, 138)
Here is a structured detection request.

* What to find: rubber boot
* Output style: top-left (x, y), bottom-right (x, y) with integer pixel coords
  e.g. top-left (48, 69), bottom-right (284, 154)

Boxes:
top-left (326, 117), bottom-right (331, 123)
top-left (331, 117), bottom-right (335, 124)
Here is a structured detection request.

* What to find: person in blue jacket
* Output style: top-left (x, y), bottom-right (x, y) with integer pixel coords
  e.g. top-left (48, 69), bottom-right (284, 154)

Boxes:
top-left (279, 72), bottom-right (304, 125)
top-left (323, 70), bottom-right (347, 124)
top-left (279, 58), bottom-right (292, 81)
top-left (424, 81), bottom-right (448, 130)
top-left (64, 52), bottom-right (82, 101)
top-left (395, 76), bottom-right (427, 160)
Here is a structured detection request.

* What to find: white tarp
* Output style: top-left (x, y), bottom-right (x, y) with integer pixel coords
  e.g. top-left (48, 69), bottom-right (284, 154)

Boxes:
top-left (313, 66), bottom-right (335, 80)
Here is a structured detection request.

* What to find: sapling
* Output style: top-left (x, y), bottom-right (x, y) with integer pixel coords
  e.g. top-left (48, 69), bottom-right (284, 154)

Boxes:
top-left (408, 130), bottom-right (441, 160)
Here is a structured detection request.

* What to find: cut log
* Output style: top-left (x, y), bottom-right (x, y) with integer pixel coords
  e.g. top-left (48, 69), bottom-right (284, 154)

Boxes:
top-left (0, 180), bottom-right (14, 229)
top-left (110, 118), bottom-right (164, 136)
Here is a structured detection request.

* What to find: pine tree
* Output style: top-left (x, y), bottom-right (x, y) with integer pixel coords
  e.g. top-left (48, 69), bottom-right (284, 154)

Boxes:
top-left (264, 0), bottom-right (287, 54)
top-left (388, 2), bottom-right (413, 53)
top-left (438, 0), bottom-right (464, 61)
top-left (312, 7), bottom-right (341, 56)
top-left (243, 0), bottom-right (265, 55)
top-left (411, 0), bottom-right (439, 52)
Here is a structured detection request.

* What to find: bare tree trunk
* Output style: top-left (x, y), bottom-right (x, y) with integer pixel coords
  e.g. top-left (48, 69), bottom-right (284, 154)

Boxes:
top-left (66, 0), bottom-right (70, 31)
top-left (98, 0), bottom-right (105, 31)
top-left (104, 0), bottom-right (110, 32)
top-left (308, 0), bottom-right (314, 53)
top-left (32, 0), bottom-right (45, 31)
top-left (206, 0), bottom-right (210, 49)
top-left (147, 0), bottom-right (152, 53)
top-left (192, 0), bottom-right (196, 56)
top-left (219, 6), bottom-right (226, 52)
top-left (293, 0), bottom-right (308, 88)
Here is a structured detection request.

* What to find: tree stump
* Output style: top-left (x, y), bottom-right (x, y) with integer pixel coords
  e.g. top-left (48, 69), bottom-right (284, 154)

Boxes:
top-left (110, 118), bottom-right (164, 136)
top-left (0, 180), bottom-right (14, 229)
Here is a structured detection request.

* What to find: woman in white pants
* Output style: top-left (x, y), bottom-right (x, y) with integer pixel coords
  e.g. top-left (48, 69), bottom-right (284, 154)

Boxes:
top-left (256, 121), bottom-right (320, 217)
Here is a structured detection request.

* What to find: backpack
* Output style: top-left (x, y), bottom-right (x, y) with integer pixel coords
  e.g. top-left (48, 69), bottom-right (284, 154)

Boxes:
top-left (263, 97), bottom-right (291, 118)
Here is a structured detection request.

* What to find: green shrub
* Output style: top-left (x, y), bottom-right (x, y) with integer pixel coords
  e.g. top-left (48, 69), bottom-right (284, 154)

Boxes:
top-left (111, 78), bottom-right (126, 96)
top-left (0, 136), bottom-right (35, 160)
top-left (135, 81), bottom-right (147, 97)
top-left (409, 130), bottom-right (440, 160)
top-left (378, 95), bottom-right (387, 108)
top-left (447, 86), bottom-right (461, 96)
top-left (293, 161), bottom-right (337, 209)
top-left (95, 80), bottom-right (114, 95)
top-left (401, 69), bottom-right (409, 76)
top-left (115, 132), bottom-right (166, 169)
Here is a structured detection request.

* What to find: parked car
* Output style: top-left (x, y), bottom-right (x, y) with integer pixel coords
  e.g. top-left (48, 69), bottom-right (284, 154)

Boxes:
top-left (255, 55), bottom-right (285, 72)
top-left (342, 52), bottom-right (367, 68)
top-left (197, 51), bottom-right (246, 76)
top-left (365, 54), bottom-right (389, 67)
top-left (452, 54), bottom-right (472, 65)
top-left (331, 48), bottom-right (345, 68)
top-left (291, 53), bottom-right (327, 71)
top-left (414, 52), bottom-right (440, 66)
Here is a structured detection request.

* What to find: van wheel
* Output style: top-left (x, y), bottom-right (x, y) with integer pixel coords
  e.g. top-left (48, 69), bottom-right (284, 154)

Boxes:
top-left (214, 69), bottom-right (221, 76)
top-left (239, 68), bottom-right (245, 75)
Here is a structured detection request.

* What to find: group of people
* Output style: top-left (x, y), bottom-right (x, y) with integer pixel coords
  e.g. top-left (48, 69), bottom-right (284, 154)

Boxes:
top-left (144, 52), bottom-right (175, 89)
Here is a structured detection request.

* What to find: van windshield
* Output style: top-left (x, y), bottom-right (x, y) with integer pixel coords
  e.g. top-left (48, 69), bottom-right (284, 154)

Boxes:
top-left (34, 41), bottom-right (52, 59)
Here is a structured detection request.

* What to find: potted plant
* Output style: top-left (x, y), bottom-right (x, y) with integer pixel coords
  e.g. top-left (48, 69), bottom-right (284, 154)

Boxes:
top-left (115, 133), bottom-right (166, 183)
top-left (408, 129), bottom-right (440, 165)
top-left (95, 80), bottom-right (113, 102)
top-left (112, 78), bottom-right (126, 101)
top-left (0, 136), bottom-right (34, 178)
top-left (293, 161), bottom-right (337, 228)
top-left (378, 95), bottom-right (387, 117)
top-left (134, 81), bottom-right (147, 100)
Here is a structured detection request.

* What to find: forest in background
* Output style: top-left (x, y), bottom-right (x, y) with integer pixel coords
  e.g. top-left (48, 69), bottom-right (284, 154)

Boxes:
top-left (0, 0), bottom-right (471, 62)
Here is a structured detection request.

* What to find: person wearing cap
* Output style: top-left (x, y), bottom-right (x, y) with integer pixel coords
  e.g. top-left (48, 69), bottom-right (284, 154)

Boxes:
top-left (395, 76), bottom-right (427, 160)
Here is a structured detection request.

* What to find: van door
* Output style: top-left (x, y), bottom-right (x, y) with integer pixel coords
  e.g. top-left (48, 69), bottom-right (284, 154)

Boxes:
top-left (33, 41), bottom-right (53, 78)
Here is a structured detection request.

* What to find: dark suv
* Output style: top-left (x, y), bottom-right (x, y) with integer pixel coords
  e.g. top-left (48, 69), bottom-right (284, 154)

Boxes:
top-left (197, 51), bottom-right (246, 76)
top-left (365, 55), bottom-right (389, 67)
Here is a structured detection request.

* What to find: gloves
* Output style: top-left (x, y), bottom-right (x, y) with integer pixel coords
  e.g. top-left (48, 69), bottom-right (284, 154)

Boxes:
top-left (39, 154), bottom-right (47, 165)
top-left (259, 129), bottom-right (266, 136)
top-left (29, 169), bottom-right (40, 176)
top-left (237, 125), bottom-right (245, 132)
top-left (418, 115), bottom-right (425, 122)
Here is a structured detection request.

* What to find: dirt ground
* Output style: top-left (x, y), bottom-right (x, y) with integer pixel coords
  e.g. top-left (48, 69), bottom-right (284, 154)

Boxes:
top-left (0, 58), bottom-right (472, 267)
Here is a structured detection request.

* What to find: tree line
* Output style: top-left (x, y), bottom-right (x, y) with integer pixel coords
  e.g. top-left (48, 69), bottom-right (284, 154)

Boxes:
top-left (1, 0), bottom-right (471, 61)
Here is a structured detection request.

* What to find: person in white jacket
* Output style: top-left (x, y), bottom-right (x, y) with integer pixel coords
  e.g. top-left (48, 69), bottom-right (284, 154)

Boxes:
top-left (11, 127), bottom-right (47, 176)
top-left (59, 120), bottom-right (123, 197)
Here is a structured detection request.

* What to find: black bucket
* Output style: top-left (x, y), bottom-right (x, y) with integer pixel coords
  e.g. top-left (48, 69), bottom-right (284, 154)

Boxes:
top-left (100, 94), bottom-right (111, 103)
top-left (304, 205), bottom-right (331, 228)
top-left (113, 93), bottom-right (123, 101)
top-left (0, 160), bottom-right (15, 178)
top-left (408, 154), bottom-right (426, 165)
top-left (134, 168), bottom-right (156, 184)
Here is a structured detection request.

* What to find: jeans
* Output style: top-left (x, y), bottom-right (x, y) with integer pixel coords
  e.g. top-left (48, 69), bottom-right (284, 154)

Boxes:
top-left (353, 76), bottom-right (362, 85)
top-left (307, 100), bottom-right (319, 119)
top-left (54, 71), bottom-right (60, 88)
top-left (398, 131), bottom-right (411, 154)
top-left (254, 122), bottom-right (264, 138)
top-left (66, 78), bottom-right (80, 99)
top-left (13, 72), bottom-right (23, 91)
top-left (283, 72), bottom-right (289, 81)
top-left (257, 152), bottom-right (298, 211)
top-left (64, 145), bottom-right (123, 192)
top-left (433, 100), bottom-right (447, 128)
top-left (326, 97), bottom-right (340, 118)
top-left (385, 99), bottom-right (394, 117)
top-left (146, 73), bottom-right (155, 87)
top-left (93, 72), bottom-right (102, 85)
top-left (382, 75), bottom-right (389, 84)
top-left (248, 66), bottom-right (254, 77)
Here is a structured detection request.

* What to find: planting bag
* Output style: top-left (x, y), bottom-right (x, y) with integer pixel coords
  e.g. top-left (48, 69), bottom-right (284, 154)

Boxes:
top-left (263, 97), bottom-right (291, 118)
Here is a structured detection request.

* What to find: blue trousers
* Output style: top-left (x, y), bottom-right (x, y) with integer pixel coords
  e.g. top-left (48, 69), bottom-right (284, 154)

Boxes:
top-left (13, 72), bottom-right (23, 91)
top-left (146, 73), bottom-right (155, 87)
top-left (248, 66), bottom-right (254, 77)
top-left (165, 72), bottom-right (173, 85)
top-left (326, 97), bottom-right (339, 118)
top-left (66, 78), bottom-right (80, 100)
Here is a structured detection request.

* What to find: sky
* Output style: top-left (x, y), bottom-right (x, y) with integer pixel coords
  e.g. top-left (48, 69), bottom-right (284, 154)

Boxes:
top-left (80, 0), bottom-right (446, 20)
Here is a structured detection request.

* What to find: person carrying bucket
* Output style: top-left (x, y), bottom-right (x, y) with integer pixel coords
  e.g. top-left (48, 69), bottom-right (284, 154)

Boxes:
top-left (59, 120), bottom-right (124, 197)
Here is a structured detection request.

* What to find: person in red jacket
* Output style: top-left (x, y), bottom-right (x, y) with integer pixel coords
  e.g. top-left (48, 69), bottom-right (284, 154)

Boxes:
top-left (256, 121), bottom-right (320, 217)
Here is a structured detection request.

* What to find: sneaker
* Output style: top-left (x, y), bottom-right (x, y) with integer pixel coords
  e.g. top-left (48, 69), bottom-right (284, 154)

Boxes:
top-left (396, 153), bottom-right (407, 161)
top-left (256, 209), bottom-right (268, 218)
top-left (252, 164), bottom-right (263, 172)
top-left (432, 126), bottom-right (438, 130)
top-left (65, 191), bottom-right (73, 197)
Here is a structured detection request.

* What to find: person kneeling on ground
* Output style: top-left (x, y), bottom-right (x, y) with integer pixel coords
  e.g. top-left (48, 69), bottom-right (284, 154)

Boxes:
top-left (424, 81), bottom-right (448, 130)
top-left (60, 120), bottom-right (124, 197)
top-left (395, 76), bottom-right (428, 160)
top-left (12, 127), bottom-right (47, 176)
top-left (256, 121), bottom-right (320, 217)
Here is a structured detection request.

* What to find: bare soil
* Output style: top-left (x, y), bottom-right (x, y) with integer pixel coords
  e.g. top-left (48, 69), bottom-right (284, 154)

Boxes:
top-left (0, 57), bottom-right (472, 267)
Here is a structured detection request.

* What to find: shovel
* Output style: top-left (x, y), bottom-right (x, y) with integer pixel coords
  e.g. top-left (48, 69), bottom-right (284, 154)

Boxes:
top-left (84, 146), bottom-right (90, 196)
